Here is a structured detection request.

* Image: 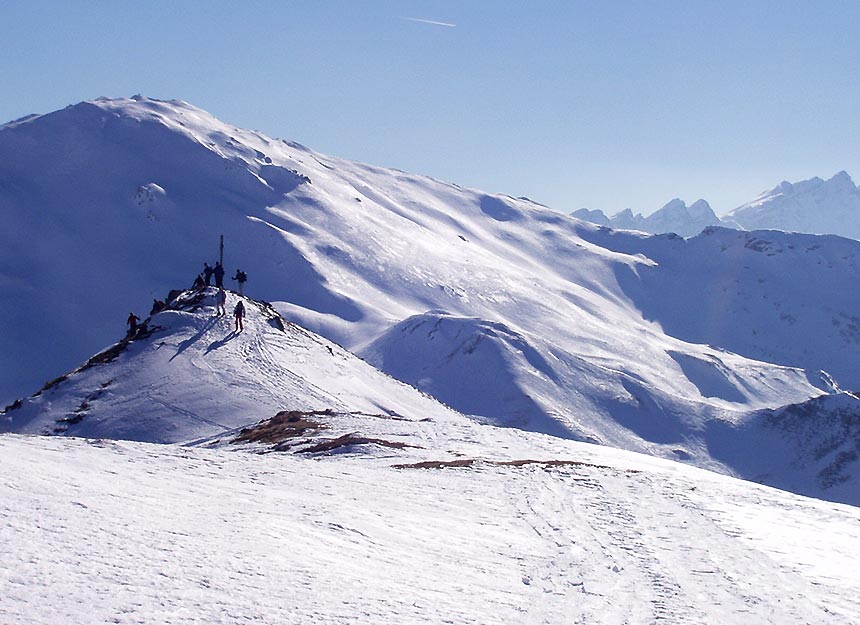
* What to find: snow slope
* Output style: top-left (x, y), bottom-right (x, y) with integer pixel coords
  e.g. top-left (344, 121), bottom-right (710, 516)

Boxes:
top-left (2, 431), bottom-right (859, 625)
top-left (583, 225), bottom-right (860, 387)
top-left (727, 171), bottom-right (860, 238)
top-left (1, 96), bottom-right (858, 483)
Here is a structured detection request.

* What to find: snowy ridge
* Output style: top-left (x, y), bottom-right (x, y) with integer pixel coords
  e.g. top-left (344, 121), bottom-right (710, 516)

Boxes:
top-left (727, 170), bottom-right (860, 237)
top-left (1, 96), bottom-right (859, 502)
top-left (0, 288), bottom-right (466, 444)
top-left (574, 170), bottom-right (860, 241)
top-left (3, 288), bottom-right (859, 506)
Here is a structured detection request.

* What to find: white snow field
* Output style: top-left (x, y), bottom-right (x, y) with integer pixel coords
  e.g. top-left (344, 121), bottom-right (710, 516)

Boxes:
top-left (2, 431), bottom-right (860, 625)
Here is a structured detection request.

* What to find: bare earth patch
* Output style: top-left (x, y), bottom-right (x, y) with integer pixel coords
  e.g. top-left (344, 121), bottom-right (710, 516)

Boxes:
top-left (393, 458), bottom-right (641, 473)
top-left (232, 410), bottom-right (330, 447)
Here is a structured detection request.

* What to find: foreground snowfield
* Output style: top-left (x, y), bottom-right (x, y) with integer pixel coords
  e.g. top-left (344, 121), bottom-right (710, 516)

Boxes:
top-left (2, 433), bottom-right (859, 625)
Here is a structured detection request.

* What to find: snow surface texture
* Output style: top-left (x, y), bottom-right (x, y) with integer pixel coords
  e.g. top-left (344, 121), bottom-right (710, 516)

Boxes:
top-left (574, 171), bottom-right (860, 240)
top-left (2, 97), bottom-right (859, 494)
top-left (2, 432), bottom-right (860, 625)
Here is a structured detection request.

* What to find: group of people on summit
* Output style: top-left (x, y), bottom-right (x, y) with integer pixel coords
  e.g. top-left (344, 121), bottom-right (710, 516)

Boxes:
top-left (192, 262), bottom-right (247, 295)
top-left (127, 260), bottom-right (249, 337)
top-left (196, 262), bottom-right (246, 331)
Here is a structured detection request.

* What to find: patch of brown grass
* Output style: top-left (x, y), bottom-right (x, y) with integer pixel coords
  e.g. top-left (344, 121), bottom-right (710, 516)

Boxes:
top-left (393, 458), bottom-right (641, 473)
top-left (233, 410), bottom-right (330, 445)
top-left (298, 433), bottom-right (418, 454)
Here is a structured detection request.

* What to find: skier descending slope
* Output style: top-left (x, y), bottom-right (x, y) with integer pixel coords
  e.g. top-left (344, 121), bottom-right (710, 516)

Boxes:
top-left (233, 300), bottom-right (245, 332)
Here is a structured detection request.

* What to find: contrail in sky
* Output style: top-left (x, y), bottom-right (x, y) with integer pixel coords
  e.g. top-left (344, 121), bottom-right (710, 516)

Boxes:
top-left (402, 17), bottom-right (457, 28)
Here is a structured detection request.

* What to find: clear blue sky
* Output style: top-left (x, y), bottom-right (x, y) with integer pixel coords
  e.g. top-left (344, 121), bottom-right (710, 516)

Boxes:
top-left (4, 1), bottom-right (860, 215)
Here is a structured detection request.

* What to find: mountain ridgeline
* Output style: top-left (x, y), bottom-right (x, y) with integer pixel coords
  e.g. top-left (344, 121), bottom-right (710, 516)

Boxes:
top-left (574, 170), bottom-right (860, 239)
top-left (2, 96), bottom-right (859, 505)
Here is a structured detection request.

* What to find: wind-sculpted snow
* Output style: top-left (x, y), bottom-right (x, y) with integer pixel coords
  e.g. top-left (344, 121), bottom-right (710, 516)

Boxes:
top-left (707, 392), bottom-right (860, 507)
top-left (584, 225), bottom-right (860, 388)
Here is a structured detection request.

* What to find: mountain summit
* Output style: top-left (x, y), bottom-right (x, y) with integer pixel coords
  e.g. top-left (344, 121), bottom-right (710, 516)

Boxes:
top-left (727, 171), bottom-right (860, 236)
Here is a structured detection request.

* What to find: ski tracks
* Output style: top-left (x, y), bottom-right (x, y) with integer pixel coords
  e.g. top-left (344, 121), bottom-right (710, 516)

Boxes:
top-left (504, 464), bottom-right (841, 625)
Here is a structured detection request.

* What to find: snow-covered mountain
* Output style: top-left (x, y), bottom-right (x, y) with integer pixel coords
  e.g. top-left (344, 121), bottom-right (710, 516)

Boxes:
top-left (0, 288), bottom-right (469, 444)
top-left (574, 171), bottom-right (860, 240)
top-left (4, 97), bottom-right (860, 623)
top-left (4, 285), bottom-right (859, 505)
top-left (2, 96), bottom-right (859, 501)
top-left (727, 170), bottom-right (860, 237)
top-left (572, 198), bottom-right (722, 237)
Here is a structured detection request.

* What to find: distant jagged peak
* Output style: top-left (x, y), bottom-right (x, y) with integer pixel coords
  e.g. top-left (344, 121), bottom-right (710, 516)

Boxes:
top-left (687, 199), bottom-right (715, 217)
top-left (657, 198), bottom-right (688, 213)
top-left (825, 169), bottom-right (858, 192)
top-left (570, 208), bottom-right (610, 225)
top-left (747, 170), bottom-right (858, 207)
top-left (611, 207), bottom-right (638, 219)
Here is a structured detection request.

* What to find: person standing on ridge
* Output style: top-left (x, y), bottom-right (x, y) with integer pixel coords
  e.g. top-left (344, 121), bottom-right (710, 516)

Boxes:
top-left (233, 300), bottom-right (246, 332)
top-left (203, 262), bottom-right (214, 287)
top-left (216, 288), bottom-right (227, 317)
top-left (193, 273), bottom-right (205, 289)
top-left (232, 269), bottom-right (247, 295)
top-left (213, 262), bottom-right (225, 288)
top-left (127, 312), bottom-right (141, 336)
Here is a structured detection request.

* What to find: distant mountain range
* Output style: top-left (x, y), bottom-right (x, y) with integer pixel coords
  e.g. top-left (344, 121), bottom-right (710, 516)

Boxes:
top-left (573, 171), bottom-right (860, 239)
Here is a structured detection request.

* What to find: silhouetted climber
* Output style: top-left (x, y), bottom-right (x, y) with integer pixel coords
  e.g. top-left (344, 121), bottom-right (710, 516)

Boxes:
top-left (232, 269), bottom-right (247, 295)
top-left (233, 300), bottom-right (246, 332)
top-left (213, 262), bottom-right (225, 288)
top-left (150, 299), bottom-right (165, 315)
top-left (216, 288), bottom-right (227, 317)
top-left (127, 312), bottom-right (141, 336)
top-left (193, 273), bottom-right (205, 289)
top-left (203, 262), bottom-right (214, 287)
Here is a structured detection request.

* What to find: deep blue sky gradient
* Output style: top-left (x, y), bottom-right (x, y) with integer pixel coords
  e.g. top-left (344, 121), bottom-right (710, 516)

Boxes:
top-left (4, 1), bottom-right (860, 214)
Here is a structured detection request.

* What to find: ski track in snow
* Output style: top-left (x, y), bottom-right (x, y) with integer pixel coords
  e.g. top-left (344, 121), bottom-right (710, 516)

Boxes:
top-left (2, 435), bottom-right (859, 625)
